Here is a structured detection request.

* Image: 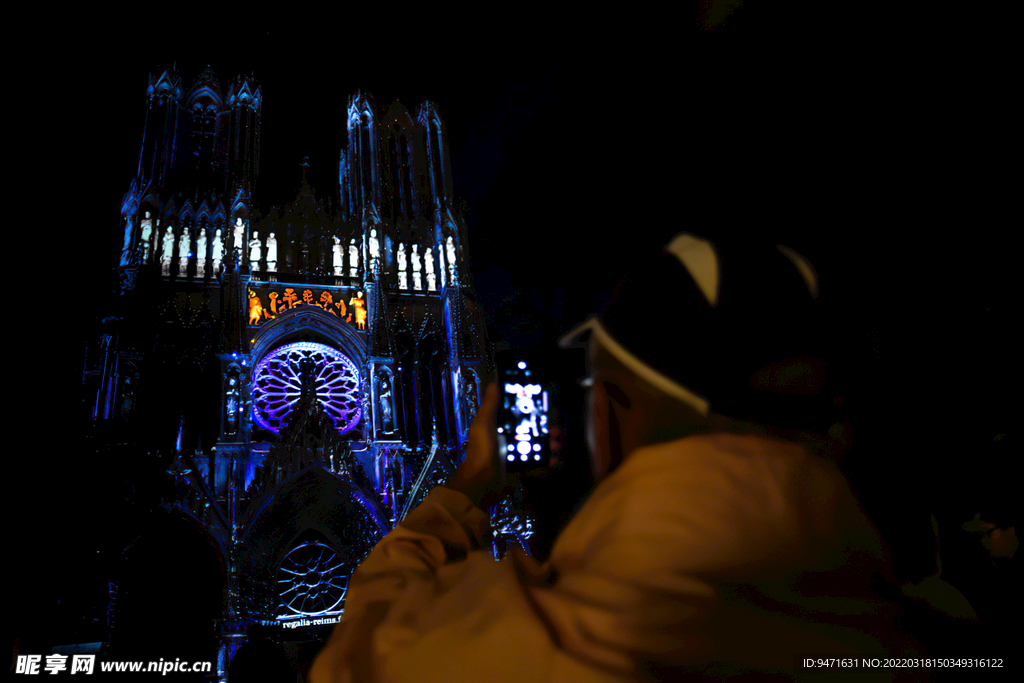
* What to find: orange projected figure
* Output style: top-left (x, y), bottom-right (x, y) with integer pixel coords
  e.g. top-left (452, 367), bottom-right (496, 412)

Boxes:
top-left (319, 291), bottom-right (334, 313)
top-left (281, 288), bottom-right (299, 310)
top-left (350, 293), bottom-right (367, 330)
top-left (268, 291), bottom-right (280, 317)
top-left (248, 291), bottom-right (264, 325)
top-left (336, 297), bottom-right (347, 320)
top-left (303, 289), bottom-right (315, 305)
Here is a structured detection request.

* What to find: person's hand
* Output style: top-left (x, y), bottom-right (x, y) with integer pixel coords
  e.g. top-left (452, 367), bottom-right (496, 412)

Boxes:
top-left (446, 383), bottom-right (504, 509)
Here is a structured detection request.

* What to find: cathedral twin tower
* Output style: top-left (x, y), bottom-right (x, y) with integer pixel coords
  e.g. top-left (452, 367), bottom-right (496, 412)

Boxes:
top-left (92, 64), bottom-right (499, 666)
top-left (119, 64), bottom-right (464, 290)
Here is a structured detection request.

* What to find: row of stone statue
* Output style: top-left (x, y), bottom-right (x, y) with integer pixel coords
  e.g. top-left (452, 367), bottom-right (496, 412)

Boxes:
top-left (138, 214), bottom-right (250, 278)
top-left (393, 233), bottom-right (459, 292)
top-left (138, 212), bottom-right (459, 286)
top-left (330, 228), bottom-right (458, 290)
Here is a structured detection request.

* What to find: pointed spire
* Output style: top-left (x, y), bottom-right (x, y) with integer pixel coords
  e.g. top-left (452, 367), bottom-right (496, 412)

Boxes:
top-left (298, 156), bottom-right (313, 198)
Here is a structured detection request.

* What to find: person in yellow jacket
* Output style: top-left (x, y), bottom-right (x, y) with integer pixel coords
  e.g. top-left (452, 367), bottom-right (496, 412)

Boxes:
top-left (312, 234), bottom-right (924, 682)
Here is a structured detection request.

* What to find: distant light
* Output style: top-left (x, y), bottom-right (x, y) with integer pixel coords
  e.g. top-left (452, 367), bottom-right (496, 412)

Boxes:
top-left (517, 361), bottom-right (526, 370)
top-left (497, 427), bottom-right (503, 433)
top-left (524, 370), bottom-right (530, 377)
top-left (507, 444), bottom-right (515, 452)
top-left (534, 454), bottom-right (541, 460)
top-left (517, 441), bottom-right (530, 455)
top-left (520, 454), bottom-right (528, 461)
top-left (507, 454), bottom-right (515, 461)
top-left (533, 443), bottom-right (541, 451)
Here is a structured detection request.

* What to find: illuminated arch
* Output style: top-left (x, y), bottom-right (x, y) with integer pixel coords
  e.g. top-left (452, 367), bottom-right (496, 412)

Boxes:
top-left (236, 467), bottom-right (389, 620)
top-left (250, 306), bottom-right (368, 436)
top-left (179, 200), bottom-right (195, 226)
top-left (230, 189), bottom-right (250, 221)
top-left (347, 90), bottom-right (379, 209)
top-left (417, 101), bottom-right (450, 208)
top-left (250, 304), bottom-right (367, 367)
top-left (196, 200), bottom-right (213, 227)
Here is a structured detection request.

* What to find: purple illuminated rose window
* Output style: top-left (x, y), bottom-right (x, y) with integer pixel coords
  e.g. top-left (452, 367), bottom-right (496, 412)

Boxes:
top-left (252, 342), bottom-right (362, 435)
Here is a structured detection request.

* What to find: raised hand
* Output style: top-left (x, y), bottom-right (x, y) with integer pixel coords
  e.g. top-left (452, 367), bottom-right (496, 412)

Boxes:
top-left (446, 383), bottom-right (504, 509)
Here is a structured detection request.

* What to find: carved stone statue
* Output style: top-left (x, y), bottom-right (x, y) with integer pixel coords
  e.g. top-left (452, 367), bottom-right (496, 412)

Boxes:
top-left (446, 236), bottom-right (457, 282)
top-left (266, 232), bottom-right (278, 272)
top-left (349, 239), bottom-right (359, 278)
top-left (379, 375), bottom-right (394, 434)
top-left (161, 227), bottom-right (175, 276)
top-left (225, 375), bottom-right (239, 434)
top-left (178, 230), bottom-right (191, 277)
top-left (411, 244), bottom-right (422, 291)
top-left (233, 217), bottom-right (245, 252)
top-left (369, 228), bottom-right (380, 262)
top-left (464, 376), bottom-right (478, 424)
top-left (397, 243), bottom-right (407, 289)
top-left (196, 229), bottom-right (207, 279)
top-left (333, 236), bottom-right (343, 275)
top-left (139, 211), bottom-right (153, 264)
top-left (425, 246), bottom-right (436, 291)
top-left (249, 231), bottom-right (262, 271)
top-left (212, 229), bottom-right (223, 275)
top-left (121, 212), bottom-right (135, 266)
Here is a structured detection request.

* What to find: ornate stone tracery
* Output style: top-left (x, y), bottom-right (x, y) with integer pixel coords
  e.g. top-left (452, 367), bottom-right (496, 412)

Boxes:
top-left (276, 540), bottom-right (349, 619)
top-left (252, 342), bottom-right (362, 436)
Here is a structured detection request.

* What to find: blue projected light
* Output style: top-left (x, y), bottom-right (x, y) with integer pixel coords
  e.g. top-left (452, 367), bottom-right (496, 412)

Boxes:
top-left (252, 342), bottom-right (362, 435)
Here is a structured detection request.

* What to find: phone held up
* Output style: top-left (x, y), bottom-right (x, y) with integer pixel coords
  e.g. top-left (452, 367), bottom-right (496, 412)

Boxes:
top-left (497, 359), bottom-right (551, 471)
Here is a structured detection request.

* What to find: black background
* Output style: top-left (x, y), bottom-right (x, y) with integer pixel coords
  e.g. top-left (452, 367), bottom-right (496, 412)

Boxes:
top-left (12, 2), bottom-right (1015, 659)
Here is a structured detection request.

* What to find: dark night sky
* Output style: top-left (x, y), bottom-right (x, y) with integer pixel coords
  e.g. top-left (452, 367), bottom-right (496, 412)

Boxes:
top-left (43, 9), bottom-right (1008, 452)
top-left (14, 5), bottom-right (1015, 651)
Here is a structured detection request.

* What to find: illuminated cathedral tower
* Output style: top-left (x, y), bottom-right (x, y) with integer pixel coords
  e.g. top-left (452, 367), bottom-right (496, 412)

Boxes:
top-left (85, 66), bottom-right (507, 675)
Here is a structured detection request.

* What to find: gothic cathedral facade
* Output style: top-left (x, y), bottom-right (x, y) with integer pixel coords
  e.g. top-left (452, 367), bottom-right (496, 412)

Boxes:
top-left (85, 65), bottom-right (503, 671)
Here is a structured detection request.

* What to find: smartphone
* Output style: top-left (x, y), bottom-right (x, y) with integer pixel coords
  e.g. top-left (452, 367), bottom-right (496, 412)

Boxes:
top-left (496, 359), bottom-right (550, 470)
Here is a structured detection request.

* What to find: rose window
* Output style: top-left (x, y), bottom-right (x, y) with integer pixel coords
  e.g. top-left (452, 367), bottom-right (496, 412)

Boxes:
top-left (252, 341), bottom-right (362, 435)
top-left (276, 540), bottom-right (349, 618)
